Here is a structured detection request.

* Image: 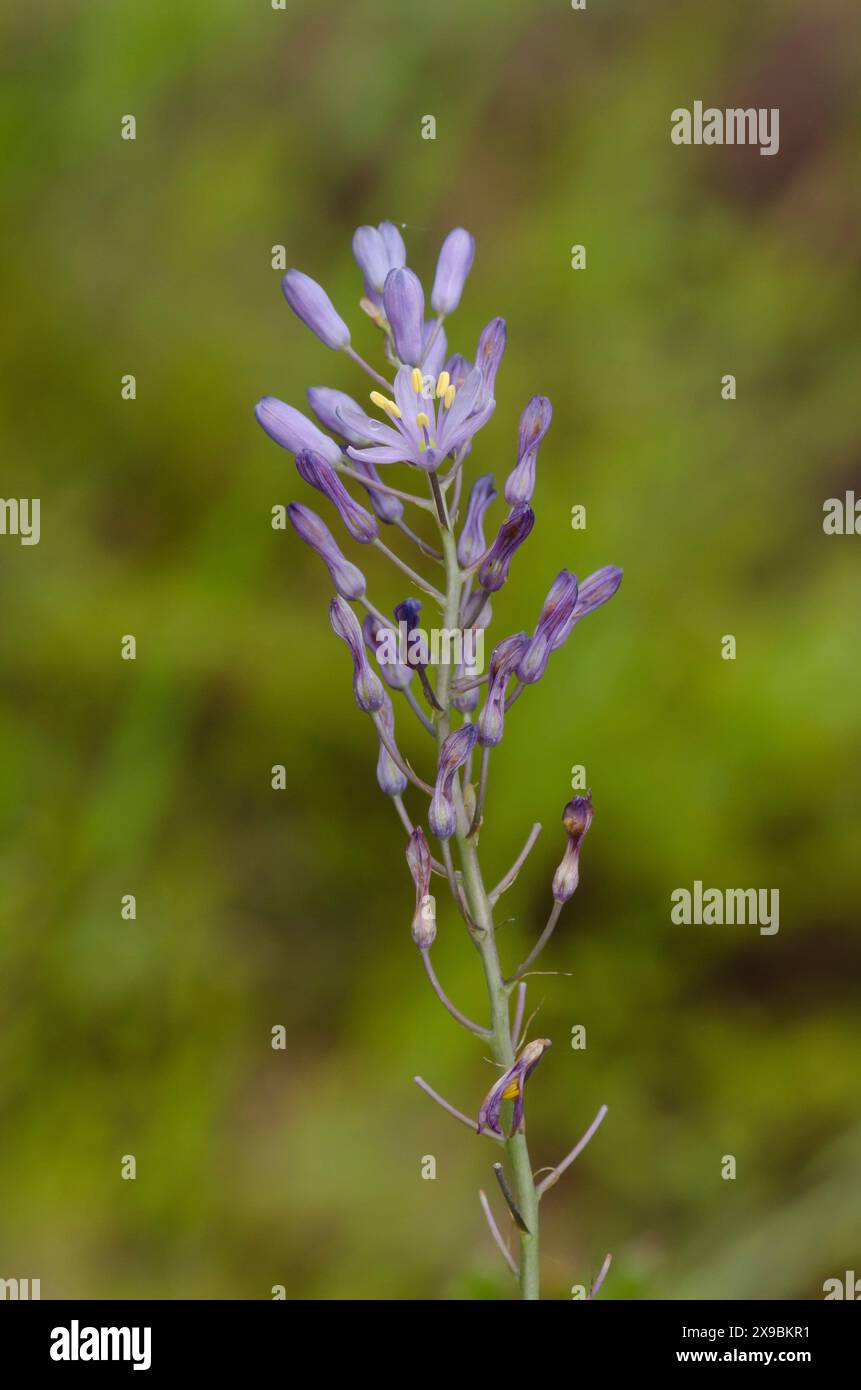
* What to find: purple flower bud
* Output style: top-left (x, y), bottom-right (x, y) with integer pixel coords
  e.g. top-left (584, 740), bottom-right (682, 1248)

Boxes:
top-left (431, 228), bottom-right (475, 315)
top-left (307, 386), bottom-right (373, 448)
top-left (478, 1038), bottom-right (551, 1137)
top-left (375, 692), bottom-right (408, 798)
top-left (504, 396), bottom-right (552, 505)
top-left (295, 449), bottom-right (377, 543)
top-left (552, 794), bottom-right (593, 902)
top-left (428, 724), bottom-right (477, 840)
top-left (457, 474), bottom-right (497, 568)
top-left (406, 827), bottom-right (436, 948)
top-left (352, 225), bottom-right (392, 295)
top-left (476, 633), bottom-right (528, 747)
top-left (517, 570), bottom-right (579, 685)
top-left (348, 458), bottom-right (404, 524)
top-left (451, 670), bottom-right (479, 714)
top-left (393, 597), bottom-right (423, 669)
top-left (282, 269), bottom-right (351, 351)
top-left (475, 317), bottom-right (506, 406)
top-left (379, 220), bottom-right (407, 269)
top-left (551, 565), bottom-right (624, 650)
top-left (477, 503), bottom-right (535, 593)
top-left (255, 396), bottom-right (343, 467)
top-left (421, 319), bottom-right (448, 378)
top-left (288, 503), bottom-right (366, 600)
top-left (383, 267), bottom-right (425, 366)
top-left (443, 353), bottom-right (472, 391)
top-left (329, 596), bottom-right (385, 714)
top-left (362, 613), bottom-right (412, 691)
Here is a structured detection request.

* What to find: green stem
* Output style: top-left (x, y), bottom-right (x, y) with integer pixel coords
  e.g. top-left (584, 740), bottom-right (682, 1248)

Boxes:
top-left (434, 508), bottom-right (541, 1300)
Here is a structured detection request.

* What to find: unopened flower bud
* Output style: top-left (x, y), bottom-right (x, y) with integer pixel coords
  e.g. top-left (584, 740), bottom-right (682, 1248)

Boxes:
top-left (428, 724), bottom-right (477, 840)
top-left (255, 396), bottom-right (343, 467)
top-left (431, 227), bottom-right (475, 315)
top-left (457, 474), bottom-right (497, 568)
top-left (287, 503), bottom-right (366, 600)
top-left (504, 396), bottom-right (552, 505)
top-left (475, 317), bottom-right (506, 407)
top-left (477, 503), bottom-right (534, 593)
top-left (517, 570), bottom-right (579, 684)
top-left (282, 269), bottom-right (351, 351)
top-left (375, 692), bottom-right (408, 797)
top-left (476, 633), bottom-right (528, 747)
top-left (551, 565), bottom-right (624, 651)
top-left (552, 793), bottom-right (593, 903)
top-left (383, 267), bottom-right (425, 366)
top-left (329, 595), bottom-right (385, 713)
top-left (295, 449), bottom-right (377, 543)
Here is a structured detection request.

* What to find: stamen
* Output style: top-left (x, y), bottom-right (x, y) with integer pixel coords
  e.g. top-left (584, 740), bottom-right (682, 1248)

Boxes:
top-left (370, 390), bottom-right (402, 420)
top-left (411, 367), bottom-right (423, 393)
top-left (502, 1079), bottom-right (520, 1100)
top-left (444, 384), bottom-right (456, 410)
top-left (415, 411), bottom-right (430, 429)
top-left (436, 371), bottom-right (450, 398)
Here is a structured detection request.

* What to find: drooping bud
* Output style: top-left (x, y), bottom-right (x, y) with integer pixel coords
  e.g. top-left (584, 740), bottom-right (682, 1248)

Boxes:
top-left (551, 565), bottom-right (624, 650)
top-left (428, 724), bottom-right (477, 840)
top-left (375, 692), bottom-right (408, 797)
top-left (362, 613), bottom-right (413, 691)
top-left (431, 228), bottom-right (475, 315)
top-left (328, 595), bottom-right (385, 713)
top-left (406, 827), bottom-right (436, 948)
top-left (477, 503), bottom-right (535, 593)
top-left (282, 269), bottom-right (351, 351)
top-left (504, 396), bottom-right (552, 505)
top-left (552, 793), bottom-right (593, 903)
top-left (476, 633), bottom-right (528, 747)
top-left (287, 503), bottom-right (366, 600)
top-left (517, 570), bottom-right (579, 685)
top-left (295, 449), bottom-right (377, 543)
top-left (457, 474), bottom-right (497, 568)
top-left (255, 396), bottom-right (343, 467)
top-left (383, 267), bottom-right (425, 366)
top-left (477, 1038), bottom-right (552, 1137)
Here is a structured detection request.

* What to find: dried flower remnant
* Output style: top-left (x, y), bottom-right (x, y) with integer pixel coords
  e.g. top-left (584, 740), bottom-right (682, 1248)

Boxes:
top-left (478, 1039), bottom-right (552, 1137)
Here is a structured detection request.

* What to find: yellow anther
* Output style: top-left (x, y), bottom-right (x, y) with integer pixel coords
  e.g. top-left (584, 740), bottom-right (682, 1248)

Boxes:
top-left (435, 371), bottom-right (450, 398)
top-left (370, 390), bottom-right (401, 420)
top-left (502, 1080), bottom-right (520, 1101)
top-left (415, 411), bottom-right (430, 429)
top-left (411, 367), bottom-right (423, 393)
top-left (443, 384), bottom-right (456, 409)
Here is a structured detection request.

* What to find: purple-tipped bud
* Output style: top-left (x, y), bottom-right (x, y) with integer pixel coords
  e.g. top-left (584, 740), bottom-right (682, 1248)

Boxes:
top-left (478, 1038), bottom-right (551, 1137)
top-left (421, 319), bottom-right (448, 378)
top-left (457, 474), bottom-right (497, 568)
top-left (552, 565), bottom-right (624, 650)
top-left (475, 317), bottom-right (506, 406)
top-left (287, 503), bottom-right (366, 600)
top-left (393, 597), bottom-right (424, 669)
top-left (375, 692), bottom-right (408, 797)
top-left (477, 503), bottom-right (535, 593)
top-left (552, 793), bottom-right (593, 903)
top-left (255, 396), bottom-right (343, 467)
top-left (443, 353), bottom-right (472, 391)
top-left (428, 724), bottom-right (477, 840)
top-left (352, 225), bottom-right (392, 295)
top-left (406, 827), bottom-right (436, 948)
top-left (362, 613), bottom-right (413, 691)
top-left (517, 570), bottom-right (579, 684)
top-left (504, 396), bottom-right (553, 505)
top-left (431, 228), bottom-right (475, 315)
top-left (307, 386), bottom-right (373, 448)
top-left (295, 449), bottom-right (377, 543)
top-left (282, 269), bottom-right (351, 351)
top-left (348, 458), bottom-right (403, 524)
top-left (383, 267), bottom-right (425, 366)
top-left (476, 633), bottom-right (528, 747)
top-left (329, 596), bottom-right (385, 713)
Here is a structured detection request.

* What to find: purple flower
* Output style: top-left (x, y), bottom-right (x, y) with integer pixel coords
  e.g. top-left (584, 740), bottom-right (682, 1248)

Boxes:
top-left (477, 1038), bottom-right (552, 1137)
top-left (406, 827), bottom-right (436, 948)
top-left (428, 724), bottom-right (477, 840)
top-left (307, 386), bottom-right (373, 447)
top-left (375, 692), bottom-right (408, 798)
top-left (393, 597), bottom-right (423, 668)
top-left (552, 794), bottom-right (593, 903)
top-left (517, 570), bottom-right (579, 685)
top-left (362, 614), bottom-right (413, 691)
top-left (431, 227), bottom-right (475, 315)
top-left (457, 474), bottom-right (497, 568)
top-left (352, 221), bottom-right (406, 294)
top-left (287, 503), bottom-right (366, 599)
top-left (421, 320), bottom-right (448, 378)
top-left (476, 633), bottom-right (528, 747)
top-left (295, 449), bottom-right (377, 544)
top-left (475, 317), bottom-right (506, 407)
top-left (255, 396), bottom-right (343, 467)
top-left (552, 565), bottom-right (624, 649)
top-left (504, 396), bottom-right (552, 505)
top-left (383, 267), bottom-right (425, 366)
top-left (329, 596), bottom-right (385, 714)
top-left (346, 365), bottom-right (494, 472)
top-left (443, 353), bottom-right (472, 391)
top-left (282, 269), bottom-right (351, 351)
top-left (477, 502), bottom-right (535, 592)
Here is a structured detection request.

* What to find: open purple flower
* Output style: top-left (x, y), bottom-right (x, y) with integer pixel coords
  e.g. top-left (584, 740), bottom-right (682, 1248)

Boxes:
top-left (517, 570), bottom-right (579, 684)
top-left (295, 449), bottom-right (377, 543)
top-left (477, 503), bottom-right (534, 592)
top-left (287, 503), bottom-right (366, 600)
top-left (552, 794), bottom-right (593, 903)
top-left (477, 632), bottom-right (528, 747)
top-left (406, 827), bottom-right (436, 948)
top-left (504, 396), bottom-right (552, 505)
top-left (457, 474), bottom-right (497, 568)
top-left (478, 1039), bottom-right (552, 1137)
top-left (345, 365), bottom-right (494, 471)
top-left (428, 724), bottom-right (477, 840)
top-left (329, 596), bottom-right (385, 713)
top-left (255, 396), bottom-right (343, 467)
top-left (282, 269), bottom-right (351, 351)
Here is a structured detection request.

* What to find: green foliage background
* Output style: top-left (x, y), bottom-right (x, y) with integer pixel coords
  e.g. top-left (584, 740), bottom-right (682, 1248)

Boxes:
top-left (1, 0), bottom-right (859, 1299)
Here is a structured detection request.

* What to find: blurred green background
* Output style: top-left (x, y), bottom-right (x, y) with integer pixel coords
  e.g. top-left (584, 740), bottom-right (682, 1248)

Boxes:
top-left (2, 0), bottom-right (860, 1300)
